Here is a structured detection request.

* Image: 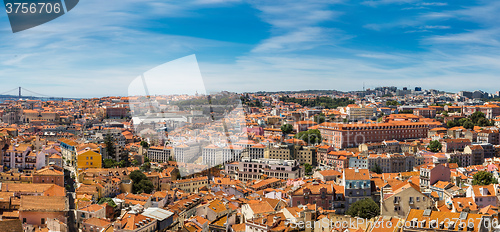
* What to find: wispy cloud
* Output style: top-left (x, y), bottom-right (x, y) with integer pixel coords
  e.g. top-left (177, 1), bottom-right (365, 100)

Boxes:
top-left (0, 0), bottom-right (246, 97)
top-left (420, 2), bottom-right (447, 6)
top-left (424, 29), bottom-right (500, 46)
top-left (249, 0), bottom-right (346, 53)
top-left (362, 0), bottom-right (417, 7)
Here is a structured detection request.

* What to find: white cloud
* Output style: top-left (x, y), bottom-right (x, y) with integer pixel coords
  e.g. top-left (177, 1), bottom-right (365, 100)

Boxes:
top-left (249, 0), bottom-right (345, 53)
top-left (424, 29), bottom-right (500, 46)
top-left (362, 0), bottom-right (418, 7)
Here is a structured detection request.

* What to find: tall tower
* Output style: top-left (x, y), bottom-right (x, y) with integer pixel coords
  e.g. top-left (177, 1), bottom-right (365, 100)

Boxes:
top-left (18, 87), bottom-right (21, 99)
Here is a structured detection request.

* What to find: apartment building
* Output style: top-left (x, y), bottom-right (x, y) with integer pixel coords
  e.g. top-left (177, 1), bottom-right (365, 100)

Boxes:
top-left (349, 155), bottom-right (368, 169)
top-left (463, 104), bottom-right (500, 119)
top-left (343, 168), bottom-right (371, 209)
top-left (77, 149), bottom-right (102, 171)
top-left (477, 129), bottom-right (499, 145)
top-left (316, 144), bottom-right (334, 166)
top-left (358, 140), bottom-right (402, 154)
top-left (290, 182), bottom-right (336, 210)
top-left (222, 145), bottom-right (243, 164)
top-left (3, 143), bottom-right (33, 171)
top-left (413, 108), bottom-right (436, 118)
top-left (445, 152), bottom-right (472, 167)
top-left (248, 143), bottom-right (265, 160)
top-left (202, 144), bottom-right (222, 167)
top-left (466, 185), bottom-right (498, 209)
top-left (319, 121), bottom-right (441, 149)
top-left (295, 146), bottom-right (316, 165)
top-left (59, 138), bottom-right (78, 165)
top-left (419, 163), bottom-right (451, 189)
top-left (32, 166), bottom-right (64, 187)
top-left (464, 145), bottom-right (485, 165)
top-left (440, 138), bottom-right (471, 152)
top-left (174, 144), bottom-right (199, 164)
top-left (381, 182), bottom-right (433, 218)
top-left (147, 145), bottom-right (173, 163)
top-left (341, 104), bottom-right (376, 120)
top-left (264, 144), bottom-right (293, 160)
top-left (368, 153), bottom-right (407, 173)
top-left (169, 176), bottom-right (209, 193)
top-left (235, 158), bottom-right (302, 182)
top-left (325, 150), bottom-right (352, 171)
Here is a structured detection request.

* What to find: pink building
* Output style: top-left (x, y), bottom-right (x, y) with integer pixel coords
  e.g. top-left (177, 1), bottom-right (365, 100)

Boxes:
top-left (419, 163), bottom-right (451, 188)
top-left (326, 150), bottom-right (351, 171)
top-left (19, 195), bottom-right (68, 227)
top-left (466, 185), bottom-right (499, 208)
top-left (293, 121), bottom-right (318, 133)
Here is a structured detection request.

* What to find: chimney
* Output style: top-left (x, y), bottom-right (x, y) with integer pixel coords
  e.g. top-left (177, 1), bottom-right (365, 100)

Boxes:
top-left (273, 216), bottom-right (280, 224)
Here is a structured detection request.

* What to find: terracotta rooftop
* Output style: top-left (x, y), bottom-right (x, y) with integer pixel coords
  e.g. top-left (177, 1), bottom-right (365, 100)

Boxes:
top-left (19, 195), bottom-right (68, 212)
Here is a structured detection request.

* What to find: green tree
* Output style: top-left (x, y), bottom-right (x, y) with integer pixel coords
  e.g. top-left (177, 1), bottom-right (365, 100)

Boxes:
top-left (346, 198), bottom-right (380, 219)
top-left (116, 160), bottom-right (126, 168)
top-left (398, 109), bottom-right (414, 114)
top-left (446, 120), bottom-right (456, 128)
top-left (304, 163), bottom-right (313, 174)
top-left (295, 129), bottom-right (322, 145)
top-left (103, 159), bottom-right (116, 168)
top-left (370, 163), bottom-right (383, 174)
top-left (104, 134), bottom-right (115, 159)
top-left (313, 114), bottom-right (325, 124)
top-left (137, 179), bottom-right (155, 194)
top-left (386, 100), bottom-right (399, 106)
top-left (427, 140), bottom-right (442, 152)
top-left (140, 141), bottom-right (149, 148)
top-left (470, 111), bottom-right (486, 125)
top-left (448, 158), bottom-right (461, 167)
top-left (281, 124), bottom-right (294, 134)
top-left (463, 121), bottom-right (474, 129)
top-left (472, 171), bottom-right (499, 185)
top-left (141, 162), bottom-right (151, 172)
top-left (129, 170), bottom-right (155, 194)
top-left (477, 118), bottom-right (491, 127)
top-left (98, 197), bottom-right (117, 207)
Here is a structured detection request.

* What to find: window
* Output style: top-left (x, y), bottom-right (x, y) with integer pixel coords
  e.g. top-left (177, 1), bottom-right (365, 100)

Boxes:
top-left (23, 218), bottom-right (26, 223)
top-left (41, 218), bottom-right (45, 224)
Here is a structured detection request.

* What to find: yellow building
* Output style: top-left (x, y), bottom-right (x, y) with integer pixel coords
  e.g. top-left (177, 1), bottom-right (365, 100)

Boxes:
top-left (77, 150), bottom-right (102, 171)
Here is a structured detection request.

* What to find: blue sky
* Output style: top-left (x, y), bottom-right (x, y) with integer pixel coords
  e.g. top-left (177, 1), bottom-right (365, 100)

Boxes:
top-left (0, 0), bottom-right (499, 97)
